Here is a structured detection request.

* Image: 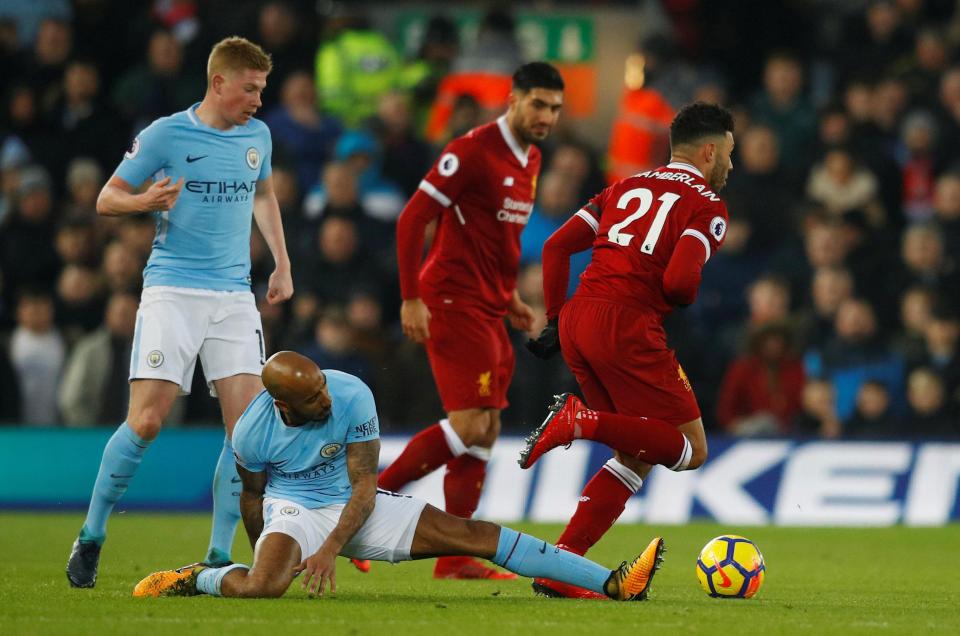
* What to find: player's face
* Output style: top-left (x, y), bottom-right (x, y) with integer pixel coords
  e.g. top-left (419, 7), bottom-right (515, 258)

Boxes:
top-left (509, 87), bottom-right (564, 144)
top-left (216, 68), bottom-right (268, 126)
top-left (279, 370), bottom-right (333, 425)
top-left (708, 131), bottom-right (735, 191)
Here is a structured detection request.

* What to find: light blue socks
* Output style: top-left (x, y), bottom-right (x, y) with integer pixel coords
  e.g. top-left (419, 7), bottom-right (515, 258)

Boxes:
top-left (79, 422), bottom-right (152, 543)
top-left (492, 527), bottom-right (611, 595)
top-left (196, 563), bottom-right (248, 596)
top-left (205, 435), bottom-right (242, 564)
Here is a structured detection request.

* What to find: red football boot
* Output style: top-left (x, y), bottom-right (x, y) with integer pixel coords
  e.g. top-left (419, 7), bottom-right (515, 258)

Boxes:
top-left (532, 577), bottom-right (608, 600)
top-left (349, 558), bottom-right (371, 573)
top-left (518, 393), bottom-right (589, 469)
top-left (433, 556), bottom-right (518, 580)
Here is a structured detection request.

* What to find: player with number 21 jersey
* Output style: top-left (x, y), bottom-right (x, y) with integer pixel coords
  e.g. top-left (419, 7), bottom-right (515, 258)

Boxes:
top-left (520, 103), bottom-right (735, 600)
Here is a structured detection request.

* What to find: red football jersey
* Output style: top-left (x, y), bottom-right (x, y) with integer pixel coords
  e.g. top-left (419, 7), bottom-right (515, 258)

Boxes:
top-left (573, 161), bottom-right (729, 316)
top-left (398, 116), bottom-right (541, 318)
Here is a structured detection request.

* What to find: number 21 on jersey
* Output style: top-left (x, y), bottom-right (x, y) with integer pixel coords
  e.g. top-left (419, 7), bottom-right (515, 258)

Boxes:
top-left (607, 187), bottom-right (681, 254)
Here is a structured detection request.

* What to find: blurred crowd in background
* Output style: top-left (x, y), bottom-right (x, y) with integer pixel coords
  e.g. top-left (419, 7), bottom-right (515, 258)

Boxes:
top-left (0, 0), bottom-right (958, 439)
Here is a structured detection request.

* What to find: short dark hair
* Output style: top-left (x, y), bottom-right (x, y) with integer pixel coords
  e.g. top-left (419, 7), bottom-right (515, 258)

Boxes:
top-left (512, 62), bottom-right (564, 92)
top-left (670, 102), bottom-right (734, 147)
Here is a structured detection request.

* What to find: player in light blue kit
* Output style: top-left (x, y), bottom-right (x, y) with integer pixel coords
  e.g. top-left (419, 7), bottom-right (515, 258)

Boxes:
top-left (132, 352), bottom-right (666, 601)
top-left (67, 37), bottom-right (293, 587)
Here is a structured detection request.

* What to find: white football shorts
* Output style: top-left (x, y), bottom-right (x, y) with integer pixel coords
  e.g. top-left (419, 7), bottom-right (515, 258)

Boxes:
top-left (129, 286), bottom-right (265, 396)
top-left (257, 490), bottom-right (427, 563)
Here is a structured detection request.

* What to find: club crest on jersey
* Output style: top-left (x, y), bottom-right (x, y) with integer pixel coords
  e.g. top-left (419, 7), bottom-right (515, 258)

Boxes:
top-left (476, 371), bottom-right (492, 397)
top-left (710, 216), bottom-right (727, 241)
top-left (146, 350), bottom-right (164, 368)
top-left (125, 136), bottom-right (140, 159)
top-left (246, 147), bottom-right (260, 170)
top-left (438, 152), bottom-right (459, 177)
top-left (320, 443), bottom-right (342, 458)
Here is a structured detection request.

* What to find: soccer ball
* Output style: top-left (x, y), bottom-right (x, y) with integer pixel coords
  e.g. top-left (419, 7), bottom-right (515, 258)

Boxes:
top-left (695, 534), bottom-right (765, 599)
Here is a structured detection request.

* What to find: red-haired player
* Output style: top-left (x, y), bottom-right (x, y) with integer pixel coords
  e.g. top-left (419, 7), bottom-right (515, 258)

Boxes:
top-left (522, 102), bottom-right (736, 598)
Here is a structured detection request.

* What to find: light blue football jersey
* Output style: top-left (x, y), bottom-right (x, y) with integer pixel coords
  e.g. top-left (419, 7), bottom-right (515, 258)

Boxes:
top-left (113, 103), bottom-right (272, 291)
top-left (232, 370), bottom-right (380, 508)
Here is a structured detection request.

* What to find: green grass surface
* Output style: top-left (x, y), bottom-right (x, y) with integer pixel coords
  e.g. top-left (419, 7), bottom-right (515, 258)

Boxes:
top-left (1, 513), bottom-right (957, 635)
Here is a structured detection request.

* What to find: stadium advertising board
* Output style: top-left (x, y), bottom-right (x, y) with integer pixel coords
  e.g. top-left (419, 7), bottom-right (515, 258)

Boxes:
top-left (1, 430), bottom-right (957, 526)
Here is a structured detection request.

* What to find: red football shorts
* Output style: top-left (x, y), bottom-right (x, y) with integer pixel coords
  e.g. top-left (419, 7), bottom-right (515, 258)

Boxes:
top-left (424, 306), bottom-right (515, 411)
top-left (559, 298), bottom-right (700, 426)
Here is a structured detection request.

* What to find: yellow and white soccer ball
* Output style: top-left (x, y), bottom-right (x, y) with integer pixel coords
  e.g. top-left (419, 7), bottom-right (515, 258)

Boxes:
top-left (695, 534), bottom-right (765, 599)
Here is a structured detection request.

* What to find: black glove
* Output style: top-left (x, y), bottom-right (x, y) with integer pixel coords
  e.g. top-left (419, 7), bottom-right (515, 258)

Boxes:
top-left (526, 318), bottom-right (561, 359)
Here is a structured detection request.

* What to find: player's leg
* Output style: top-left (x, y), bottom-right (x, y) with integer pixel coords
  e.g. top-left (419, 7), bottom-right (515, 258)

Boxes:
top-left (69, 288), bottom-right (205, 587)
top-left (431, 407), bottom-right (514, 578)
top-left (67, 378), bottom-right (181, 587)
top-left (198, 373), bottom-right (263, 565)
top-left (409, 505), bottom-right (664, 601)
top-left (378, 309), bottom-right (488, 492)
top-left (521, 305), bottom-right (703, 471)
top-left (442, 406), bottom-right (497, 516)
top-left (135, 496), bottom-right (347, 599)
top-left (434, 319), bottom-right (513, 578)
top-left (378, 310), bottom-right (501, 498)
top-left (531, 306), bottom-right (642, 597)
top-left (442, 316), bottom-right (511, 521)
top-left (214, 533), bottom-right (300, 598)
top-left (551, 302), bottom-right (644, 558)
top-left (199, 292), bottom-right (267, 565)
top-left (133, 529), bottom-right (302, 598)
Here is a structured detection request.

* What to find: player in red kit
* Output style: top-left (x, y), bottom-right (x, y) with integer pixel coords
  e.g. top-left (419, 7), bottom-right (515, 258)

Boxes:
top-left (378, 62), bottom-right (565, 579)
top-left (522, 102), bottom-right (735, 598)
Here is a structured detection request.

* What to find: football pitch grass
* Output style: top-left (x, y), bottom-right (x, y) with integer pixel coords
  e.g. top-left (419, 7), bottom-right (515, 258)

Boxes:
top-left (1, 513), bottom-right (957, 635)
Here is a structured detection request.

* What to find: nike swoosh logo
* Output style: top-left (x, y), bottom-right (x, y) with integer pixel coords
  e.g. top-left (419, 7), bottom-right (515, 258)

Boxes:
top-left (539, 542), bottom-right (547, 554)
top-left (231, 477), bottom-right (242, 483)
top-left (110, 473), bottom-right (135, 479)
top-left (186, 155), bottom-right (208, 163)
top-left (713, 555), bottom-right (733, 588)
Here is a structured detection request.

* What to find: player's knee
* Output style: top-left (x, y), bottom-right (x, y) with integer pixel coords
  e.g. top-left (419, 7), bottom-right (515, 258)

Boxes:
top-left (240, 574), bottom-right (287, 599)
top-left (126, 411), bottom-right (164, 440)
top-left (259, 582), bottom-right (288, 598)
top-left (687, 445), bottom-right (708, 470)
top-left (464, 519), bottom-right (500, 547)
top-left (456, 421), bottom-right (490, 447)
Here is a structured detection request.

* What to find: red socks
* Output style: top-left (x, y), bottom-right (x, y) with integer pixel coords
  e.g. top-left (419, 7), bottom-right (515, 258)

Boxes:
top-left (378, 423), bottom-right (453, 491)
top-left (556, 459), bottom-right (641, 555)
top-left (576, 410), bottom-right (691, 470)
top-left (443, 454), bottom-right (487, 518)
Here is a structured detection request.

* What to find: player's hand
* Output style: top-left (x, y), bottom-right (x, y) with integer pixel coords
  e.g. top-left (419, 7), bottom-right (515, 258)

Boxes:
top-left (400, 298), bottom-right (431, 343)
top-left (138, 176), bottom-right (184, 211)
top-left (526, 318), bottom-right (561, 359)
top-left (507, 295), bottom-right (536, 332)
top-left (266, 266), bottom-right (293, 304)
top-left (294, 545), bottom-right (338, 597)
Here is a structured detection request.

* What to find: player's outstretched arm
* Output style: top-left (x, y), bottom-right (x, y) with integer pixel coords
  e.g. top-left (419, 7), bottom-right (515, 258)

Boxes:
top-left (294, 439), bottom-right (379, 596)
top-left (96, 175), bottom-right (184, 217)
top-left (237, 465), bottom-right (267, 551)
top-left (253, 175), bottom-right (293, 305)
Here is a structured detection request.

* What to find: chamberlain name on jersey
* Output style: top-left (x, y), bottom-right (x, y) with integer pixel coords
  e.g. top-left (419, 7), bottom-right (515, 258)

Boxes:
top-left (113, 103), bottom-right (272, 291)
top-left (415, 115), bottom-right (541, 318)
top-left (573, 161), bottom-right (729, 316)
top-left (231, 370), bottom-right (379, 509)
